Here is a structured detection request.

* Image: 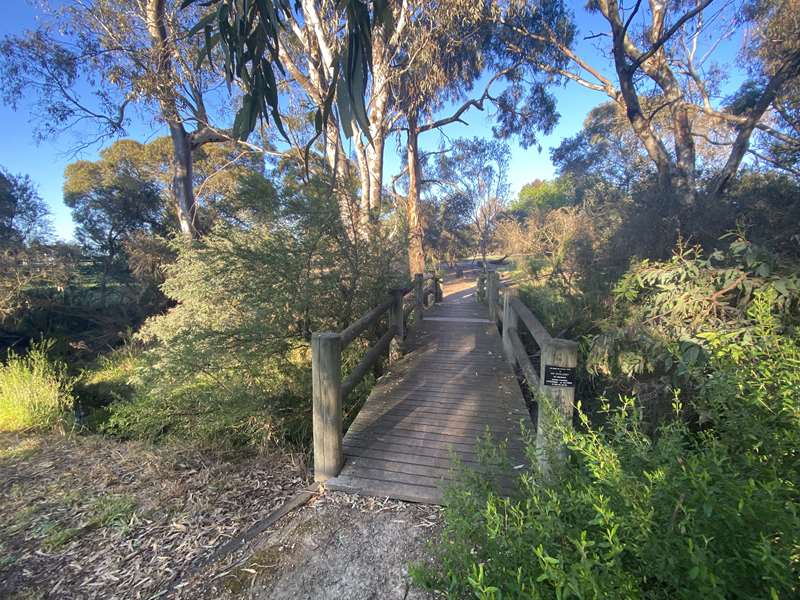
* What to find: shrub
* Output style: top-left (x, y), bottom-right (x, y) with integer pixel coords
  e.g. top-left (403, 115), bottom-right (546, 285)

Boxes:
top-left (0, 341), bottom-right (74, 432)
top-left (415, 291), bottom-right (800, 599)
top-left (73, 341), bottom-right (140, 430)
top-left (587, 235), bottom-right (800, 423)
top-left (102, 177), bottom-right (404, 450)
top-left (102, 374), bottom-right (304, 450)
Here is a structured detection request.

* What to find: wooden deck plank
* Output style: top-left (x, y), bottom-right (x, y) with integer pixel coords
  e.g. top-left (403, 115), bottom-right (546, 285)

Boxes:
top-left (325, 276), bottom-right (532, 505)
top-left (346, 424), bottom-right (527, 446)
top-left (347, 417), bottom-right (523, 438)
top-left (352, 402), bottom-right (527, 419)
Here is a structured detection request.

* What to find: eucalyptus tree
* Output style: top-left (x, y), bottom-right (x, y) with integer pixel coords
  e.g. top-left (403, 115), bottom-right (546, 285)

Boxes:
top-left (496, 0), bottom-right (800, 205)
top-left (64, 142), bottom-right (168, 301)
top-left (0, 169), bottom-right (60, 322)
top-left (392, 0), bottom-right (571, 275)
top-left (179, 0), bottom-right (410, 240)
top-left (0, 0), bottom-right (255, 239)
top-left (0, 169), bottom-right (52, 247)
top-left (265, 0), bottom-right (411, 234)
top-left (391, 1), bottom-right (488, 275)
top-left (432, 138), bottom-right (512, 265)
top-left (550, 101), bottom-right (657, 193)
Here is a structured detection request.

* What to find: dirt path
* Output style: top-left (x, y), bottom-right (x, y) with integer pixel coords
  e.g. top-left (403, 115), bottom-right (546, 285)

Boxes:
top-left (0, 433), bottom-right (442, 599)
top-left (190, 491), bottom-right (441, 599)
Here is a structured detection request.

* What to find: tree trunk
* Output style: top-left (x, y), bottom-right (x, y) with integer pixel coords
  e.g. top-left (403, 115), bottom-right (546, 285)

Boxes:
top-left (709, 50), bottom-right (800, 199)
top-left (406, 114), bottom-right (425, 277)
top-left (353, 131), bottom-right (370, 229)
top-left (146, 0), bottom-right (198, 239)
top-left (366, 134), bottom-right (385, 221)
top-left (168, 121), bottom-right (198, 238)
top-left (322, 115), bottom-right (361, 239)
top-left (365, 23), bottom-right (391, 224)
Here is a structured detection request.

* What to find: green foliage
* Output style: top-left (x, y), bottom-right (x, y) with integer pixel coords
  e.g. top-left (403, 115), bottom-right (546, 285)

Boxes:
top-left (184, 0), bottom-right (390, 143)
top-left (63, 141), bottom-right (170, 256)
top-left (0, 166), bottom-right (52, 246)
top-left (0, 341), bottom-right (74, 432)
top-left (73, 341), bottom-right (140, 429)
top-left (416, 292), bottom-right (800, 599)
top-left (89, 493), bottom-right (137, 531)
top-left (510, 177), bottom-right (574, 215)
top-left (588, 235), bottom-right (800, 408)
top-left (37, 493), bottom-right (137, 551)
top-left (103, 173), bottom-right (404, 449)
top-left (431, 137), bottom-right (512, 260)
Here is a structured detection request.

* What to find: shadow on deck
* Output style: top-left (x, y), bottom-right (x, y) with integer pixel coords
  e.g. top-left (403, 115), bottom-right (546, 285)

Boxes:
top-left (325, 276), bottom-right (531, 504)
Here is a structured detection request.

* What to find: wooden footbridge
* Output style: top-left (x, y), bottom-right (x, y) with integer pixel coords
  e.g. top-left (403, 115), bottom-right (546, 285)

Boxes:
top-left (312, 270), bottom-right (577, 504)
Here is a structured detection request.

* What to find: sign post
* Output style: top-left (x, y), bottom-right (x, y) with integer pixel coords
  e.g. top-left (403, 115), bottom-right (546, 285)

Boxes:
top-left (537, 338), bottom-right (578, 474)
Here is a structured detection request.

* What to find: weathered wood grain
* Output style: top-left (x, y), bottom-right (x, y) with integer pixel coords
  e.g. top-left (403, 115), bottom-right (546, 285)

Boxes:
top-left (326, 276), bottom-right (532, 504)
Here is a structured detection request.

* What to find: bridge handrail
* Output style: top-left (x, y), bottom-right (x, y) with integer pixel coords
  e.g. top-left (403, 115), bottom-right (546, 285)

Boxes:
top-left (479, 269), bottom-right (578, 470)
top-left (311, 272), bottom-right (441, 482)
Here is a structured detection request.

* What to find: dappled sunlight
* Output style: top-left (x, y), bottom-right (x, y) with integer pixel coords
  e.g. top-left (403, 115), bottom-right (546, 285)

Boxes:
top-left (0, 433), bottom-right (43, 461)
top-left (0, 0), bottom-right (797, 596)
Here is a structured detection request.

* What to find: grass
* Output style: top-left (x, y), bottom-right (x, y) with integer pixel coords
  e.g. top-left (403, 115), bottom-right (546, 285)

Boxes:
top-left (29, 494), bottom-right (139, 552)
top-left (0, 542), bottom-right (15, 568)
top-left (0, 436), bottom-right (42, 460)
top-left (0, 342), bottom-right (74, 433)
top-left (91, 494), bottom-right (137, 531)
top-left (42, 524), bottom-right (83, 551)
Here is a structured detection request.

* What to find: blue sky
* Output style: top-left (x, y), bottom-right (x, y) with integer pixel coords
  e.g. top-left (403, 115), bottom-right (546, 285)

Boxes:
top-left (1, 1), bottom-right (743, 240)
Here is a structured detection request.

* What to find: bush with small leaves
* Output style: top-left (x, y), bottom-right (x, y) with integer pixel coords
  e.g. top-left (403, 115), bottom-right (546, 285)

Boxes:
top-left (415, 290), bottom-right (799, 599)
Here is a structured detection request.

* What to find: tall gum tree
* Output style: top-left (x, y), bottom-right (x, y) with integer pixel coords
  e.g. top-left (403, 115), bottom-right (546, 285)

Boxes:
top-left (395, 0), bottom-right (570, 276)
top-left (0, 0), bottom-right (272, 239)
top-left (270, 0), bottom-right (410, 236)
top-left (497, 0), bottom-right (800, 206)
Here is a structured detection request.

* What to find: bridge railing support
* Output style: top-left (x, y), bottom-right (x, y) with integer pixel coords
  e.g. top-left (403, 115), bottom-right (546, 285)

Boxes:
top-left (414, 273), bottom-right (424, 318)
top-left (389, 287), bottom-right (406, 360)
top-left (486, 271), bottom-right (499, 322)
top-left (312, 272), bottom-right (436, 482)
top-left (476, 272), bottom-right (486, 302)
top-left (493, 283), bottom-right (578, 474)
top-left (536, 338), bottom-right (578, 474)
top-left (312, 332), bottom-right (343, 481)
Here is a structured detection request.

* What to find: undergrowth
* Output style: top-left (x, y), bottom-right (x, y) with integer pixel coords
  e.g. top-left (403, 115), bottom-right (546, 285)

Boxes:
top-left (0, 341), bottom-right (74, 433)
top-left (414, 289), bottom-right (800, 599)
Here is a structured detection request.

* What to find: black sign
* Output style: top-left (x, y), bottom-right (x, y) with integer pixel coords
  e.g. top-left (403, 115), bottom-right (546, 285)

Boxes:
top-left (544, 365), bottom-right (576, 388)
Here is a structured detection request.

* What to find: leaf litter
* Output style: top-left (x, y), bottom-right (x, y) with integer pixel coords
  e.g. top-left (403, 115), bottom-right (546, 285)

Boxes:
top-left (0, 432), bottom-right (308, 599)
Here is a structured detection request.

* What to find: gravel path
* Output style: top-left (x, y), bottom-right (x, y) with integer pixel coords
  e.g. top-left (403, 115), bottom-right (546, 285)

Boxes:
top-left (189, 490), bottom-right (442, 600)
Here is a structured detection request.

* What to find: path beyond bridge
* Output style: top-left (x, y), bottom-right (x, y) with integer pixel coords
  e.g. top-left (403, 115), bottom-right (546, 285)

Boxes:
top-left (325, 276), bottom-right (531, 504)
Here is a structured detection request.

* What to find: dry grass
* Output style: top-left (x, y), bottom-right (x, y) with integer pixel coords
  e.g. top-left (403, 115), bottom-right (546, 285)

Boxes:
top-left (0, 432), bottom-right (308, 599)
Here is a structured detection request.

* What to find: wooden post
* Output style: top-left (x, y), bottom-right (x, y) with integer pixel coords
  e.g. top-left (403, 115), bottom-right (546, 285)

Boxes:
top-left (414, 273), bottom-right (424, 321)
top-left (536, 338), bottom-right (578, 474)
top-left (501, 287), bottom-right (518, 364)
top-left (312, 332), bottom-right (343, 482)
top-left (476, 273), bottom-right (486, 303)
top-left (434, 276), bottom-right (443, 303)
top-left (487, 271), bottom-right (499, 322)
top-left (389, 288), bottom-right (405, 361)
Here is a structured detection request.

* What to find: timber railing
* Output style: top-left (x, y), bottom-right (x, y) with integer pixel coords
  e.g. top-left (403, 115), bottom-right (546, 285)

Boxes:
top-left (312, 272), bottom-right (442, 482)
top-left (480, 270), bottom-right (578, 468)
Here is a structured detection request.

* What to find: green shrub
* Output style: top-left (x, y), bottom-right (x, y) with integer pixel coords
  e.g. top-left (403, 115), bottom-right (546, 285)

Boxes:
top-left (0, 341), bottom-right (74, 432)
top-left (102, 375), bottom-right (304, 450)
top-left (585, 235), bottom-right (800, 425)
top-left (101, 193), bottom-right (402, 450)
top-left (72, 341), bottom-right (140, 430)
top-left (415, 291), bottom-right (799, 599)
